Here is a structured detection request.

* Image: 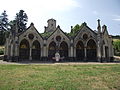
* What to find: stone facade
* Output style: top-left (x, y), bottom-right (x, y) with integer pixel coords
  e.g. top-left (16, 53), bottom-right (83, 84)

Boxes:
top-left (4, 19), bottom-right (114, 62)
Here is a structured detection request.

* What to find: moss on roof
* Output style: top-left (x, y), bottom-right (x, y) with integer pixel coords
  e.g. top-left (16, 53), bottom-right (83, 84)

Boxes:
top-left (40, 31), bottom-right (53, 39)
top-left (66, 23), bottom-right (84, 38)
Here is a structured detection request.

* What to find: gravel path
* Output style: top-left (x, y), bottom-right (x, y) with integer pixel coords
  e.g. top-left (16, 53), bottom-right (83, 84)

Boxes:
top-left (0, 60), bottom-right (119, 65)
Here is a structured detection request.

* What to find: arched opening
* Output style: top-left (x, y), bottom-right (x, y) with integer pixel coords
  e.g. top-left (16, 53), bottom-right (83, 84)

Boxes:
top-left (59, 41), bottom-right (68, 59)
top-left (76, 41), bottom-right (84, 61)
top-left (32, 40), bottom-right (41, 60)
top-left (48, 41), bottom-right (56, 59)
top-left (87, 39), bottom-right (97, 61)
top-left (19, 39), bottom-right (30, 60)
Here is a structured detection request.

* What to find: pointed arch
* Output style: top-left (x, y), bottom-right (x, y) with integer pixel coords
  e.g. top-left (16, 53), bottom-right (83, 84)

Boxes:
top-left (76, 41), bottom-right (84, 61)
top-left (59, 41), bottom-right (68, 58)
top-left (87, 39), bottom-right (97, 61)
top-left (48, 41), bottom-right (56, 58)
top-left (19, 39), bottom-right (30, 60)
top-left (32, 40), bottom-right (41, 60)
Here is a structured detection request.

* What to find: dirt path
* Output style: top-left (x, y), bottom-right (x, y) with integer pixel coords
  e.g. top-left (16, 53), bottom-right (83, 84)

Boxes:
top-left (0, 60), bottom-right (119, 65)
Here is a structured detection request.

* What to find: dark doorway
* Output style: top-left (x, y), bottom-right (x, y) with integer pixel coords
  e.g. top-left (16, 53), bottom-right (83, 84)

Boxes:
top-left (48, 41), bottom-right (56, 59)
top-left (19, 39), bottom-right (30, 60)
top-left (76, 41), bottom-right (84, 61)
top-left (87, 39), bottom-right (97, 61)
top-left (32, 40), bottom-right (41, 60)
top-left (59, 41), bottom-right (68, 59)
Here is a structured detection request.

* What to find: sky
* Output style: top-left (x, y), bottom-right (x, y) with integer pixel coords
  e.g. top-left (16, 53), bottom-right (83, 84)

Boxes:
top-left (0, 0), bottom-right (120, 35)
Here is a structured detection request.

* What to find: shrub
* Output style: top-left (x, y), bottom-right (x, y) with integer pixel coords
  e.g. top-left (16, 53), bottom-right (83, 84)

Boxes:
top-left (0, 48), bottom-right (4, 55)
top-left (113, 40), bottom-right (120, 56)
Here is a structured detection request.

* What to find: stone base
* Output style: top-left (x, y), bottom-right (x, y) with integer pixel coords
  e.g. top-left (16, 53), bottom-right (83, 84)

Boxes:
top-left (3, 56), bottom-right (114, 63)
top-left (41, 57), bottom-right (49, 61)
top-left (3, 55), bottom-right (8, 61)
top-left (97, 57), bottom-right (102, 62)
top-left (7, 56), bottom-right (19, 62)
top-left (110, 57), bottom-right (114, 62)
top-left (99, 57), bottom-right (114, 62)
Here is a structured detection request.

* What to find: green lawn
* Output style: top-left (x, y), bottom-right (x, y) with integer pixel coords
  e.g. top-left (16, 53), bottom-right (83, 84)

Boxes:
top-left (0, 64), bottom-right (120, 90)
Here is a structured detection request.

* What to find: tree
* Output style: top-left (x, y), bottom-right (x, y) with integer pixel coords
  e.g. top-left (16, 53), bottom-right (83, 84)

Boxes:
top-left (113, 40), bottom-right (120, 56)
top-left (0, 10), bottom-right (9, 31)
top-left (72, 24), bottom-right (80, 34)
top-left (15, 10), bottom-right (28, 33)
top-left (0, 10), bottom-right (9, 45)
top-left (67, 24), bottom-right (81, 37)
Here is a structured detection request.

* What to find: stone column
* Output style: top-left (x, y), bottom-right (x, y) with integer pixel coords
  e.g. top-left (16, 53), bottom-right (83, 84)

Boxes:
top-left (29, 47), bottom-right (32, 61)
top-left (43, 40), bottom-right (47, 57)
top-left (70, 46), bottom-right (73, 57)
top-left (74, 46), bottom-right (76, 57)
top-left (44, 45), bottom-right (47, 57)
top-left (70, 40), bottom-right (74, 58)
top-left (97, 41), bottom-right (101, 62)
top-left (4, 38), bottom-right (8, 61)
top-left (84, 47), bottom-right (87, 61)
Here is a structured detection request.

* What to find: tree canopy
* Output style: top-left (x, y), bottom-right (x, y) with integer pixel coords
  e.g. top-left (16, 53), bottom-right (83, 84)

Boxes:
top-left (0, 10), bottom-right (10, 45)
top-left (67, 24), bottom-right (82, 38)
top-left (15, 10), bottom-right (28, 33)
top-left (0, 10), bottom-right (9, 31)
top-left (113, 39), bottom-right (120, 56)
top-left (0, 10), bottom-right (28, 45)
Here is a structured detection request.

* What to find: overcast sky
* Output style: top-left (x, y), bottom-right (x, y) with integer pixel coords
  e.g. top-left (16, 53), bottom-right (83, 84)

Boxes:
top-left (0, 0), bottom-right (120, 35)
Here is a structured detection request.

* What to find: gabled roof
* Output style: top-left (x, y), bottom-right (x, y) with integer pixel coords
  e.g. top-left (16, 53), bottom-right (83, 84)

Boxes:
top-left (18, 23), bottom-right (44, 39)
top-left (74, 22), bottom-right (97, 39)
top-left (45, 25), bottom-right (70, 40)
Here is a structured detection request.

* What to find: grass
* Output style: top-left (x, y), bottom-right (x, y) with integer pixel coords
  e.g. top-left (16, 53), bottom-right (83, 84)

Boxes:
top-left (0, 64), bottom-right (120, 90)
top-left (113, 39), bottom-right (120, 41)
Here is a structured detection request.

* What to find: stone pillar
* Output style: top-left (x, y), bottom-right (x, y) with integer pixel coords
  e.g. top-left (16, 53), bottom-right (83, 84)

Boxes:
top-left (9, 43), bottom-right (13, 62)
top-left (42, 39), bottom-right (47, 61)
top-left (70, 40), bottom-right (74, 57)
top-left (43, 40), bottom-right (47, 57)
top-left (74, 46), bottom-right (76, 58)
top-left (97, 19), bottom-right (102, 62)
top-left (84, 47), bottom-right (87, 61)
top-left (4, 38), bottom-right (8, 60)
top-left (29, 47), bottom-right (32, 61)
top-left (70, 46), bottom-right (73, 57)
top-left (11, 44), bottom-right (13, 58)
top-left (44, 45), bottom-right (47, 57)
top-left (14, 37), bottom-right (19, 61)
top-left (69, 45), bottom-right (74, 61)
top-left (97, 41), bottom-right (101, 62)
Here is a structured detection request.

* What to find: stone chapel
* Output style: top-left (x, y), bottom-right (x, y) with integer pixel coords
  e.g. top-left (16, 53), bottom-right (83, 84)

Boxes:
top-left (4, 18), bottom-right (114, 62)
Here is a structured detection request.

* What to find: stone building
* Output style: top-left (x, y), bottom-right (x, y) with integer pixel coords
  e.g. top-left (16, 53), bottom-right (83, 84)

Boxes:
top-left (4, 18), bottom-right (114, 62)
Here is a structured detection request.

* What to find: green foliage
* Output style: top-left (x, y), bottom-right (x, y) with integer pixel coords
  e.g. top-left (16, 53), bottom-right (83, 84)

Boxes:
top-left (113, 40), bottom-right (120, 56)
top-left (0, 47), bottom-right (4, 55)
top-left (0, 11), bottom-right (10, 45)
top-left (41, 32), bottom-right (53, 38)
top-left (71, 24), bottom-right (81, 34)
top-left (0, 10), bottom-right (9, 31)
top-left (0, 64), bottom-right (120, 89)
top-left (0, 31), bottom-right (5, 45)
top-left (15, 10), bottom-right (28, 33)
top-left (67, 24), bottom-right (82, 38)
top-left (0, 30), bottom-right (10, 45)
